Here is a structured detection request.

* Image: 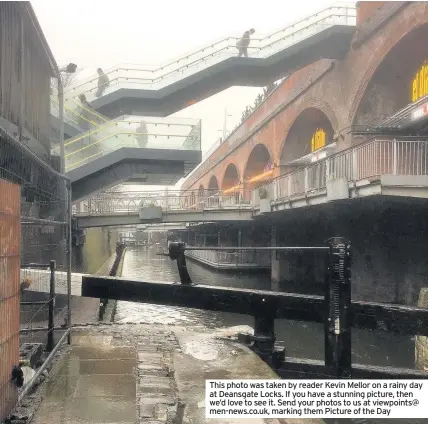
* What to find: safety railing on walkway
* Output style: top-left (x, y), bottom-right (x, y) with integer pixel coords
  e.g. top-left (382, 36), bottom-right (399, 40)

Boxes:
top-left (73, 138), bottom-right (428, 216)
top-left (74, 189), bottom-right (253, 215)
top-left (64, 4), bottom-right (356, 102)
top-left (185, 247), bottom-right (271, 268)
top-left (63, 118), bottom-right (201, 172)
top-left (254, 138), bottom-right (428, 207)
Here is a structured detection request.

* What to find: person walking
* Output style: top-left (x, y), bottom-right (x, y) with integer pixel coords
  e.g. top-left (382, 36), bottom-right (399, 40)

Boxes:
top-left (95, 68), bottom-right (110, 97)
top-left (236, 28), bottom-right (255, 58)
top-left (135, 121), bottom-right (149, 148)
top-left (77, 94), bottom-right (93, 130)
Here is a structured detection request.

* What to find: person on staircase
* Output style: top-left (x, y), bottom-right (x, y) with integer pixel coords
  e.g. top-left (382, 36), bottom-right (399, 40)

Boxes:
top-left (77, 94), bottom-right (94, 130)
top-left (236, 28), bottom-right (255, 57)
top-left (95, 68), bottom-right (110, 97)
top-left (135, 121), bottom-right (149, 148)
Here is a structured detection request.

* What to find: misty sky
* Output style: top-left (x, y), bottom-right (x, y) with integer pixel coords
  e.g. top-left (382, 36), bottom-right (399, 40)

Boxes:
top-left (32, 0), bottom-right (334, 187)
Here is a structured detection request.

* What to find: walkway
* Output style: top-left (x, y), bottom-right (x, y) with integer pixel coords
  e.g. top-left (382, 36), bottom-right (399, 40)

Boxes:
top-left (30, 324), bottom-right (325, 424)
top-left (64, 5), bottom-right (355, 118)
top-left (73, 138), bottom-right (428, 227)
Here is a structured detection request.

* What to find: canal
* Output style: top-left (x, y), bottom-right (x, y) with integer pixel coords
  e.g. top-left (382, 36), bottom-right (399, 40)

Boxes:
top-left (72, 229), bottom-right (415, 370)
top-left (70, 232), bottom-right (422, 424)
top-left (112, 246), bottom-right (415, 369)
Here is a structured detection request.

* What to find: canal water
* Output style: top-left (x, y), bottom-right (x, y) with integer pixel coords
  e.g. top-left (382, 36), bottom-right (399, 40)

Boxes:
top-left (111, 245), bottom-right (415, 370)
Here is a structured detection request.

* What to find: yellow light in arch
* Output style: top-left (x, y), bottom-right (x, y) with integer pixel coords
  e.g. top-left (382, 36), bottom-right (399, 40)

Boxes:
top-left (412, 62), bottom-right (428, 102)
top-left (248, 169), bottom-right (273, 183)
top-left (223, 183), bottom-right (242, 194)
top-left (311, 128), bottom-right (326, 152)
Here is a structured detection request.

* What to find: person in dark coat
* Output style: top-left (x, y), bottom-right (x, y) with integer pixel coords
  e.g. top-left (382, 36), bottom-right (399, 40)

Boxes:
top-left (236, 28), bottom-right (255, 57)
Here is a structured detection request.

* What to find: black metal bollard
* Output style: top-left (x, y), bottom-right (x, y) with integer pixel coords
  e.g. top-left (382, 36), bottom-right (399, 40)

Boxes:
top-left (252, 298), bottom-right (281, 367)
top-left (47, 260), bottom-right (56, 352)
top-left (168, 242), bottom-right (193, 285)
top-left (324, 237), bottom-right (352, 378)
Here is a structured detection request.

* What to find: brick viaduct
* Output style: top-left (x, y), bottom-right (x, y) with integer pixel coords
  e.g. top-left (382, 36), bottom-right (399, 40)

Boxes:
top-left (181, 1), bottom-right (428, 193)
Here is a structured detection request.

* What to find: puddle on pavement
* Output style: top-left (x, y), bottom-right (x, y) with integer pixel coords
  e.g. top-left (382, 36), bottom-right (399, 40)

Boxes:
top-left (32, 336), bottom-right (137, 424)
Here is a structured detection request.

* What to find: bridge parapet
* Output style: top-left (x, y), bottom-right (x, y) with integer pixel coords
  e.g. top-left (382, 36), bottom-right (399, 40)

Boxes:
top-left (74, 189), bottom-right (253, 216)
top-left (253, 137), bottom-right (428, 209)
top-left (73, 137), bottom-right (428, 225)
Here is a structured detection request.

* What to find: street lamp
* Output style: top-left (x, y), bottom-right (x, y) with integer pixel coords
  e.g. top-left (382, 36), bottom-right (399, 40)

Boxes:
top-left (57, 63), bottom-right (77, 174)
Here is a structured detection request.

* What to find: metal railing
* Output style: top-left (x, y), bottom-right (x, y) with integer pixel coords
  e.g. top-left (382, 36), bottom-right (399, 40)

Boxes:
top-left (64, 4), bottom-right (356, 102)
top-left (74, 189), bottom-right (253, 215)
top-left (63, 117), bottom-right (201, 172)
top-left (73, 138), bottom-right (428, 217)
top-left (0, 126), bottom-right (72, 421)
top-left (256, 138), bottom-right (428, 206)
top-left (185, 247), bottom-right (271, 267)
top-left (20, 261), bottom-right (63, 352)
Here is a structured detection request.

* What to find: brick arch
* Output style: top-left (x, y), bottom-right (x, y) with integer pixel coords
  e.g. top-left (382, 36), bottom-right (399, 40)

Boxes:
top-left (278, 99), bottom-right (338, 162)
top-left (221, 162), bottom-right (240, 189)
top-left (243, 143), bottom-right (273, 182)
top-left (349, 4), bottom-right (428, 125)
top-left (207, 175), bottom-right (219, 191)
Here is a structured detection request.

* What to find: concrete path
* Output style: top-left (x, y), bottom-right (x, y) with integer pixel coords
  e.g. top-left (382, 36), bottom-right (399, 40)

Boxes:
top-left (32, 331), bottom-right (136, 424)
top-left (30, 324), bottom-right (325, 424)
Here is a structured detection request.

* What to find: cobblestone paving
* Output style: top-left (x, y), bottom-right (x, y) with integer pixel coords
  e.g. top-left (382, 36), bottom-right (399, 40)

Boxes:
top-left (23, 322), bottom-right (326, 424)
top-left (37, 323), bottom-right (185, 424)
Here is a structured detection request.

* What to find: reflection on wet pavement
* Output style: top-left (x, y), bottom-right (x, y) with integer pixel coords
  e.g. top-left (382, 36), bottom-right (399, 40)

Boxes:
top-left (173, 327), bottom-right (281, 424)
top-left (31, 336), bottom-right (136, 424)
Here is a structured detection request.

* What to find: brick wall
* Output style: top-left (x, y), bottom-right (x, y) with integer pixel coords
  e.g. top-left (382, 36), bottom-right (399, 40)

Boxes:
top-left (0, 179), bottom-right (20, 421)
top-left (356, 1), bottom-right (387, 27)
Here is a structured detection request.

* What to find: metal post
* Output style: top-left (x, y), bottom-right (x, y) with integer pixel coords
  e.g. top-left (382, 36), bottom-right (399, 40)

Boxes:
top-left (254, 312), bottom-right (275, 355)
top-left (246, 296), bottom-right (284, 369)
top-left (392, 139), bottom-right (397, 175)
top-left (168, 242), bottom-right (192, 285)
top-left (324, 237), bottom-right (352, 378)
top-left (304, 167), bottom-right (309, 194)
top-left (67, 182), bottom-right (72, 344)
top-left (47, 260), bottom-right (56, 351)
top-left (58, 77), bottom-right (65, 174)
top-left (19, 17), bottom-right (25, 143)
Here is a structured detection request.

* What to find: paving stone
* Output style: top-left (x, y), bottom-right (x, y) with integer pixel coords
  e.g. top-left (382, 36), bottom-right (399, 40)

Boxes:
top-left (140, 376), bottom-right (171, 387)
top-left (139, 396), bottom-right (176, 418)
top-left (139, 421), bottom-right (167, 424)
top-left (154, 403), bottom-right (169, 421)
top-left (137, 345), bottom-right (160, 352)
top-left (138, 369), bottom-right (169, 377)
top-left (138, 352), bottom-right (164, 362)
top-left (138, 363), bottom-right (167, 371)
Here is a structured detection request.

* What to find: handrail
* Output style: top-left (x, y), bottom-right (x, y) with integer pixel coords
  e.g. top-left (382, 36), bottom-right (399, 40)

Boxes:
top-left (51, 95), bottom-right (202, 152)
top-left (74, 139), bottom-right (428, 217)
top-left (65, 130), bottom-right (196, 158)
top-left (60, 118), bottom-right (198, 150)
top-left (65, 4), bottom-right (355, 97)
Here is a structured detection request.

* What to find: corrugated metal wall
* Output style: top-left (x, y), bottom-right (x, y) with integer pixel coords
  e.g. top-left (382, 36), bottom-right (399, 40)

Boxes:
top-left (0, 2), bottom-right (51, 152)
top-left (0, 179), bottom-right (21, 421)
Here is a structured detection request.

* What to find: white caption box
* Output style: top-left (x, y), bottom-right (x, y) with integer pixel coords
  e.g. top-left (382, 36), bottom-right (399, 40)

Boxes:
top-left (205, 379), bottom-right (428, 419)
